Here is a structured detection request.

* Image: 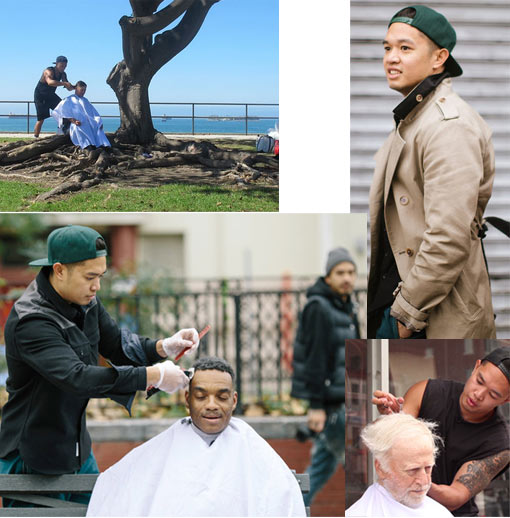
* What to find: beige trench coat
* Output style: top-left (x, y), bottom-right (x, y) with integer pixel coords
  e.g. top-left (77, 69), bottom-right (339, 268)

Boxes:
top-left (368, 79), bottom-right (496, 338)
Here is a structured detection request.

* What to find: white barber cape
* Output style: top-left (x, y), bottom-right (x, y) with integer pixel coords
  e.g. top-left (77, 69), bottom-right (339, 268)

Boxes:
top-left (346, 483), bottom-right (453, 517)
top-left (51, 94), bottom-right (110, 149)
top-left (86, 417), bottom-right (306, 517)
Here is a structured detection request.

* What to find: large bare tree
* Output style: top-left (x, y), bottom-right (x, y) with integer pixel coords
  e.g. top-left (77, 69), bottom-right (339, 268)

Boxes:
top-left (109, 0), bottom-right (220, 144)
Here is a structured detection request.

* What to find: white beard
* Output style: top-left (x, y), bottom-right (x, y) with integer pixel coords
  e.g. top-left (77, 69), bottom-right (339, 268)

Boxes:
top-left (381, 478), bottom-right (431, 509)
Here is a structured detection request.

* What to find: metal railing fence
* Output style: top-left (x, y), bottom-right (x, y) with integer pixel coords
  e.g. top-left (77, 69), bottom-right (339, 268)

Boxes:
top-left (0, 101), bottom-right (279, 136)
top-left (99, 287), bottom-right (367, 411)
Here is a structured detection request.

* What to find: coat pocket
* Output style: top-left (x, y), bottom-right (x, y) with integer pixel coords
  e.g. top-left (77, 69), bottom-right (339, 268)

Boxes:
top-left (450, 271), bottom-right (483, 321)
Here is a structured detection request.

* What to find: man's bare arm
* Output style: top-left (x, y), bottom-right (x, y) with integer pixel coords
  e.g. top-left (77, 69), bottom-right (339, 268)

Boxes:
top-left (43, 68), bottom-right (65, 87)
top-left (44, 69), bottom-right (73, 90)
top-left (62, 73), bottom-right (75, 91)
top-left (428, 450), bottom-right (510, 511)
top-left (401, 379), bottom-right (427, 416)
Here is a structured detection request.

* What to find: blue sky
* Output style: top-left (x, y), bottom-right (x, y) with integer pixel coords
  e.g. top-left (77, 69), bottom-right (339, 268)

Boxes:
top-left (0, 0), bottom-right (278, 105)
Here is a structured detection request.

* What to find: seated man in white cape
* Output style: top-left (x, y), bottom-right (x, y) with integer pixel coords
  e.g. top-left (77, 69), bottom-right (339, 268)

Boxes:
top-left (51, 81), bottom-right (110, 149)
top-left (86, 357), bottom-right (306, 517)
top-left (346, 413), bottom-right (452, 517)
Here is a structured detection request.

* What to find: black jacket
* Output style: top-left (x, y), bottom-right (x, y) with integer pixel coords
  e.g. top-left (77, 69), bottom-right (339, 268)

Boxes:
top-left (291, 277), bottom-right (359, 409)
top-left (0, 268), bottom-right (162, 474)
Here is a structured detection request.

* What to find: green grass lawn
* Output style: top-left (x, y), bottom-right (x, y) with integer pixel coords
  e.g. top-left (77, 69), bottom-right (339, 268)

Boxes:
top-left (0, 137), bottom-right (28, 143)
top-left (0, 181), bottom-right (47, 211)
top-left (0, 137), bottom-right (278, 212)
top-left (0, 181), bottom-right (278, 212)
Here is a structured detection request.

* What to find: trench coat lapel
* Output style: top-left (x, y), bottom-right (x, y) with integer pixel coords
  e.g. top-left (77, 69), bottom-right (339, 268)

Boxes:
top-left (383, 128), bottom-right (405, 204)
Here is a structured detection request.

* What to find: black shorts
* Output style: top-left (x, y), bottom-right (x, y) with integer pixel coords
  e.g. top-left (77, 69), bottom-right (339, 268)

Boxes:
top-left (34, 91), bottom-right (61, 121)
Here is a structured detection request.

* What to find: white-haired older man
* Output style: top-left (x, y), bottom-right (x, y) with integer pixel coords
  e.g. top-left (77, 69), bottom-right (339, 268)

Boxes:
top-left (346, 413), bottom-right (452, 516)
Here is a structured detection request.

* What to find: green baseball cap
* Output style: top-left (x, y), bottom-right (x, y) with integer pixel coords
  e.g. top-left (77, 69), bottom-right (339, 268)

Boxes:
top-left (29, 225), bottom-right (107, 266)
top-left (389, 5), bottom-right (463, 77)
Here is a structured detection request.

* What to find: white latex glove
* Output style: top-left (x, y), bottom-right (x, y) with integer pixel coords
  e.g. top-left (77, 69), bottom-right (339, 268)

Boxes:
top-left (155, 361), bottom-right (189, 393)
top-left (162, 328), bottom-right (200, 358)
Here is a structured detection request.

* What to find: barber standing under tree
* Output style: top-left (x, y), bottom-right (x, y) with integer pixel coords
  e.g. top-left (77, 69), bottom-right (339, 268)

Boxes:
top-left (0, 225), bottom-right (200, 506)
top-left (291, 247), bottom-right (360, 507)
top-left (33, 56), bottom-right (75, 138)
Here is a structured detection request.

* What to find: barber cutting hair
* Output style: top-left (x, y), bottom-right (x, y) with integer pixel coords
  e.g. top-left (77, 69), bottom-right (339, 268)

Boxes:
top-left (0, 225), bottom-right (200, 507)
top-left (34, 56), bottom-right (75, 138)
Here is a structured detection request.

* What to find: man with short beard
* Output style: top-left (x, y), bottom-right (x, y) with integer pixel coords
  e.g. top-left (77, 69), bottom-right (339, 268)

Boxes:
top-left (346, 413), bottom-right (452, 516)
top-left (291, 247), bottom-right (359, 506)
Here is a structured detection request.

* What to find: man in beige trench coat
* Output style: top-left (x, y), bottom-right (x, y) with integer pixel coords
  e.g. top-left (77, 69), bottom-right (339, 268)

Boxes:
top-left (367, 5), bottom-right (496, 339)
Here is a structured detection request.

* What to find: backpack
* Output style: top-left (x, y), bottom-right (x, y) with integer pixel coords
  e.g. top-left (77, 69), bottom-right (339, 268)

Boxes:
top-left (256, 135), bottom-right (275, 153)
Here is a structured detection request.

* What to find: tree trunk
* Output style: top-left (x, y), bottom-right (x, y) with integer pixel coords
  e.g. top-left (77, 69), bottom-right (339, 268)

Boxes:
top-left (107, 61), bottom-right (155, 145)
top-left (107, 0), bottom-right (221, 145)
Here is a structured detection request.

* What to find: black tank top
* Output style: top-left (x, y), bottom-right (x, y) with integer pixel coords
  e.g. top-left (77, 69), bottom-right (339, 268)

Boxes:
top-left (34, 67), bottom-right (64, 97)
top-left (418, 378), bottom-right (509, 516)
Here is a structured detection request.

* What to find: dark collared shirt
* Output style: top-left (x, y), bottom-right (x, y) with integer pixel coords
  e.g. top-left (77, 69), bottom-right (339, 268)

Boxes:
top-left (0, 268), bottom-right (161, 474)
top-left (393, 71), bottom-right (450, 125)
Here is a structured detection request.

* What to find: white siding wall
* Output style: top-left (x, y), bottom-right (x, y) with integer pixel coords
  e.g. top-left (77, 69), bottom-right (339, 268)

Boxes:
top-left (42, 213), bottom-right (368, 280)
top-left (351, 0), bottom-right (510, 336)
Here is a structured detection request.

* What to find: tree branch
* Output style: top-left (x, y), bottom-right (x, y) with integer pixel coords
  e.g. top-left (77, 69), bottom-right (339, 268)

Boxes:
top-left (129, 0), bottom-right (165, 17)
top-left (148, 0), bottom-right (220, 76)
top-left (122, 0), bottom-right (196, 36)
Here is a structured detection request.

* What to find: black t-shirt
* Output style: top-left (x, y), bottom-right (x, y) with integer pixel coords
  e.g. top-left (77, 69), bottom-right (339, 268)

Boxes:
top-left (34, 66), bottom-right (66, 98)
top-left (419, 378), bottom-right (509, 516)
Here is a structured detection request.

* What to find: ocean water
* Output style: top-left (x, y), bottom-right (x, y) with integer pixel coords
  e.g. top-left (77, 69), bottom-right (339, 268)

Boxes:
top-left (0, 115), bottom-right (279, 136)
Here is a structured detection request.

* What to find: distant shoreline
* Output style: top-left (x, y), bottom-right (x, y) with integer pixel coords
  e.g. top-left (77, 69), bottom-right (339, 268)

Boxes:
top-left (0, 116), bottom-right (279, 136)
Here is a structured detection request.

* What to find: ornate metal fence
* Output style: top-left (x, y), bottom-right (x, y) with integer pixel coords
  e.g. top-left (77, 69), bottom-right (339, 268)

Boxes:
top-left (101, 287), bottom-right (368, 409)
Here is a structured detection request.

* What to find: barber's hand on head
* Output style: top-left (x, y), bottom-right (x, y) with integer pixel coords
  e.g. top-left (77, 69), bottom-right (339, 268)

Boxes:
top-left (307, 408), bottom-right (327, 434)
top-left (397, 320), bottom-right (413, 338)
top-left (372, 390), bottom-right (404, 414)
top-left (154, 361), bottom-right (189, 393)
top-left (161, 328), bottom-right (199, 358)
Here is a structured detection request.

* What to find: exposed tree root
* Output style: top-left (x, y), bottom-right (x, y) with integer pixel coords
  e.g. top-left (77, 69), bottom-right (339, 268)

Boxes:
top-left (0, 132), bottom-right (278, 201)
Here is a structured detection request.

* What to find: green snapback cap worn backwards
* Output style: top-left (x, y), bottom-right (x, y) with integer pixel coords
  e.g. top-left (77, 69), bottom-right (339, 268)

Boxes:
top-left (29, 225), bottom-right (107, 266)
top-left (389, 5), bottom-right (463, 77)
